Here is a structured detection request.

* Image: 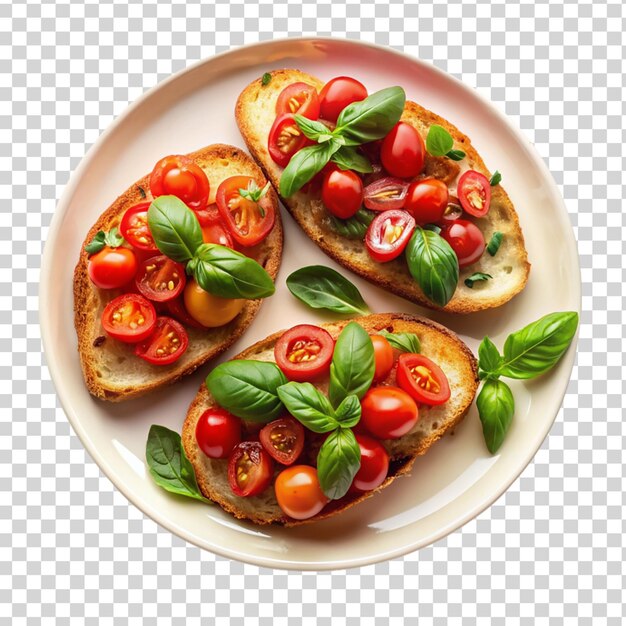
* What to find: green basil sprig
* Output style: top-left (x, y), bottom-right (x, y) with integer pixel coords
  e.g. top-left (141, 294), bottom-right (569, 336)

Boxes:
top-left (317, 428), bottom-right (361, 500)
top-left (334, 395), bottom-right (362, 428)
top-left (145, 425), bottom-right (208, 502)
top-left (286, 266), bottom-right (370, 315)
top-left (206, 360), bottom-right (287, 423)
top-left (426, 125), bottom-right (466, 161)
top-left (476, 311), bottom-right (579, 453)
top-left (277, 382), bottom-right (340, 432)
top-left (147, 195), bottom-right (275, 299)
top-left (379, 330), bottom-right (421, 353)
top-left (329, 322), bottom-right (375, 407)
top-left (327, 208), bottom-right (375, 240)
top-left (405, 227), bottom-right (459, 307)
top-left (187, 244), bottom-right (275, 299)
top-left (85, 227), bottom-right (125, 254)
top-left (280, 86), bottom-right (406, 197)
top-left (487, 231), bottom-right (503, 256)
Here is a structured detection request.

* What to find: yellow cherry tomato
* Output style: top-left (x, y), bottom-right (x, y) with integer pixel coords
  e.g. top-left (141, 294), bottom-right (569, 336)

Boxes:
top-left (183, 279), bottom-right (244, 328)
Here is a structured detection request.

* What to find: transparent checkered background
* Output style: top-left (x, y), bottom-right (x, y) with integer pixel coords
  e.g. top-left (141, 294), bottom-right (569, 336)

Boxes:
top-left (2, 0), bottom-right (624, 623)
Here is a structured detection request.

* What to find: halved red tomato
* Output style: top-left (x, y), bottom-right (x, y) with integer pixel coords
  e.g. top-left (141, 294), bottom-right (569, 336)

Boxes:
top-left (134, 316), bottom-right (188, 365)
top-left (365, 210), bottom-right (416, 263)
top-left (149, 155), bottom-right (210, 212)
top-left (101, 293), bottom-right (156, 343)
top-left (268, 113), bottom-right (310, 168)
top-left (396, 353), bottom-right (451, 406)
top-left (193, 203), bottom-right (220, 227)
top-left (119, 202), bottom-right (158, 252)
top-left (164, 296), bottom-right (205, 329)
top-left (439, 219), bottom-right (485, 268)
top-left (259, 417), bottom-right (305, 465)
top-left (440, 194), bottom-right (464, 222)
top-left (457, 170), bottom-right (491, 217)
top-left (216, 176), bottom-right (275, 247)
top-left (404, 178), bottom-right (449, 225)
top-left (363, 177), bottom-right (409, 212)
top-left (275, 82), bottom-right (320, 120)
top-left (274, 324), bottom-right (334, 382)
top-left (135, 255), bottom-right (186, 303)
top-left (227, 441), bottom-right (274, 497)
top-left (201, 218), bottom-right (234, 248)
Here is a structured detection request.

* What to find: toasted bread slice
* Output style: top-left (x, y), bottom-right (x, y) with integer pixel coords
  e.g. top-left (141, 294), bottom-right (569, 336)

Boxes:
top-left (182, 313), bottom-right (478, 526)
top-left (73, 144), bottom-right (283, 402)
top-left (236, 69), bottom-right (530, 314)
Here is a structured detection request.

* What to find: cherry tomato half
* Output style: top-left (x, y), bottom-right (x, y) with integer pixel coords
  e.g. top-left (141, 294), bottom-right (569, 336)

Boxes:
top-left (322, 168), bottom-right (363, 219)
top-left (268, 113), bottom-right (310, 168)
top-left (201, 219), bottom-right (234, 248)
top-left (360, 386), bottom-right (419, 440)
top-left (119, 202), bottom-right (159, 252)
top-left (405, 178), bottom-right (449, 225)
top-left (365, 209), bottom-right (416, 263)
top-left (149, 155), bottom-right (210, 212)
top-left (134, 316), bottom-right (188, 365)
top-left (363, 177), bottom-right (409, 212)
top-left (396, 353), bottom-right (451, 406)
top-left (439, 219), bottom-right (485, 268)
top-left (349, 434), bottom-right (389, 493)
top-left (440, 194), bottom-right (464, 222)
top-left (318, 76), bottom-right (368, 123)
top-left (216, 176), bottom-right (275, 247)
top-left (260, 417), bottom-right (305, 465)
top-left (135, 255), bottom-right (186, 303)
top-left (195, 407), bottom-right (242, 459)
top-left (457, 170), bottom-right (491, 217)
top-left (274, 465), bottom-right (328, 520)
top-left (183, 279), bottom-right (244, 328)
top-left (164, 295), bottom-right (205, 329)
top-left (88, 246), bottom-right (137, 290)
top-left (274, 324), bottom-right (334, 382)
top-left (380, 122), bottom-right (425, 179)
top-left (101, 293), bottom-right (156, 343)
top-left (275, 82), bottom-right (320, 120)
top-left (193, 203), bottom-right (220, 228)
top-left (228, 441), bottom-right (274, 497)
top-left (371, 335), bottom-right (394, 382)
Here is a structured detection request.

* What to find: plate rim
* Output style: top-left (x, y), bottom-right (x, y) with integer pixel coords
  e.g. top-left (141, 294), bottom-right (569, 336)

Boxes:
top-left (40, 36), bottom-right (581, 571)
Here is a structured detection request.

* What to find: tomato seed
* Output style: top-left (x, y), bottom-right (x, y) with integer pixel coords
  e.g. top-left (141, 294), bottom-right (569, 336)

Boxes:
top-left (167, 280), bottom-right (175, 290)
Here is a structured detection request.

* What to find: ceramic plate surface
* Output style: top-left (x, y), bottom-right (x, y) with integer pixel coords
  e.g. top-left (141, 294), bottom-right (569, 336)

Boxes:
top-left (41, 38), bottom-right (580, 570)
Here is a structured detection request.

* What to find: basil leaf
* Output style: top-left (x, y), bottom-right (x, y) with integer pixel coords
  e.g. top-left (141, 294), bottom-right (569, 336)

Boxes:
top-left (147, 195), bottom-right (203, 262)
top-left (84, 231), bottom-right (106, 254)
top-left (405, 227), bottom-right (459, 307)
top-left (426, 124), bottom-right (454, 157)
top-left (490, 171), bottom-right (502, 186)
top-left (329, 322), bottom-right (375, 407)
top-left (330, 146), bottom-right (373, 173)
top-left (334, 87), bottom-right (406, 145)
top-left (379, 330), bottom-right (421, 354)
top-left (487, 232), bottom-right (503, 256)
top-left (206, 360), bottom-right (287, 423)
top-left (280, 140), bottom-right (342, 198)
top-left (294, 115), bottom-right (333, 142)
top-left (317, 428), bottom-right (361, 500)
top-left (446, 149), bottom-right (466, 161)
top-left (327, 208), bottom-right (375, 240)
top-left (499, 312), bottom-right (579, 380)
top-left (146, 425), bottom-right (207, 501)
top-left (286, 266), bottom-right (369, 315)
top-left (478, 336), bottom-right (502, 379)
top-left (261, 72), bottom-right (272, 86)
top-left (238, 180), bottom-right (270, 204)
top-left (334, 395), bottom-right (361, 428)
top-left (104, 226), bottom-right (124, 248)
top-left (477, 379), bottom-right (515, 454)
top-left (464, 272), bottom-right (492, 288)
top-left (276, 382), bottom-right (339, 433)
top-left (188, 243), bottom-right (275, 299)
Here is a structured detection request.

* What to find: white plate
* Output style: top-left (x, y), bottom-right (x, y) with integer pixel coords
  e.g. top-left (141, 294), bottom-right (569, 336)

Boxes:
top-left (41, 38), bottom-right (580, 570)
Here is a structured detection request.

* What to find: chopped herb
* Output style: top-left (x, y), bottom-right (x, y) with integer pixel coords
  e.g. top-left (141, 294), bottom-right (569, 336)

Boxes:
top-left (487, 232), bottom-right (503, 256)
top-left (261, 72), bottom-right (272, 86)
top-left (490, 171), bottom-right (502, 186)
top-left (464, 272), bottom-right (492, 288)
top-left (137, 185), bottom-right (147, 199)
top-left (446, 149), bottom-right (466, 161)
